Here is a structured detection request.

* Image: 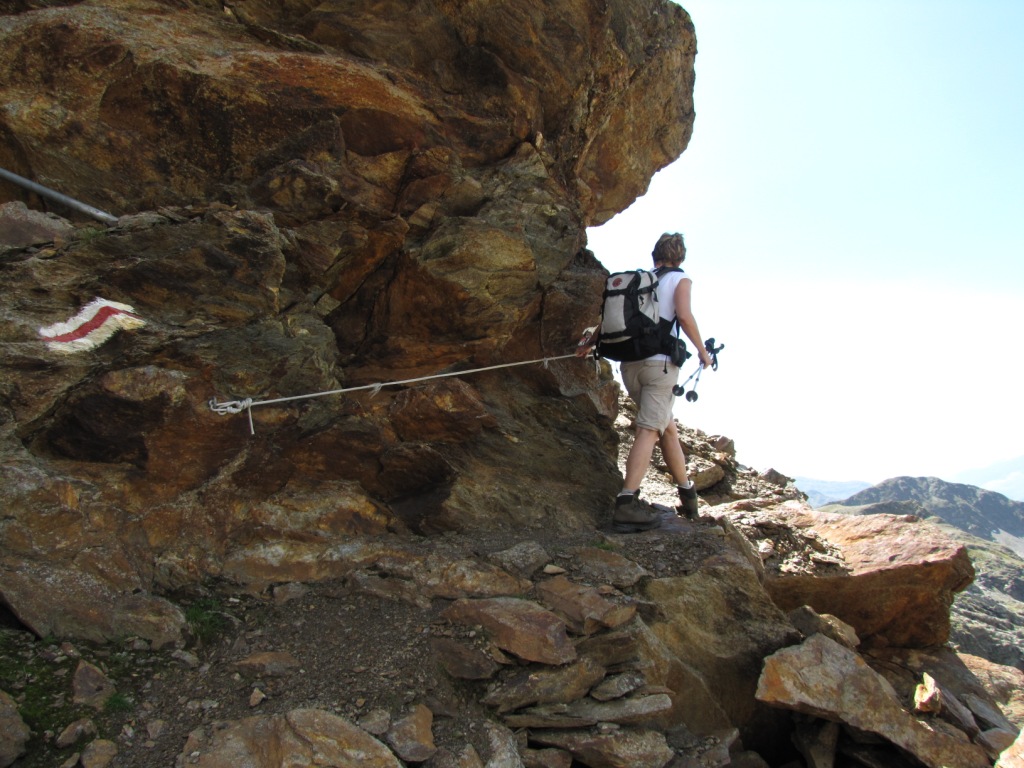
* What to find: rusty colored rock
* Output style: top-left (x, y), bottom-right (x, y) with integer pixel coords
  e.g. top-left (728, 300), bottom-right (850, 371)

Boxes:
top-left (71, 660), bottom-right (116, 710)
top-left (79, 739), bottom-right (118, 768)
top-left (958, 653), bottom-right (1024, 730)
top-left (482, 656), bottom-right (606, 714)
top-left (761, 507), bottom-right (974, 648)
top-left (787, 605), bottom-right (860, 649)
top-left (442, 597), bottom-right (576, 665)
top-left (180, 708), bottom-right (402, 768)
top-left (55, 718), bottom-right (97, 749)
top-left (757, 634), bottom-right (990, 768)
top-left (389, 379), bottom-right (497, 443)
top-left (644, 546), bottom-right (799, 747)
top-left (432, 637), bottom-right (503, 681)
top-left (385, 703), bottom-right (437, 763)
top-left (0, 558), bottom-right (185, 648)
top-left (572, 547), bottom-right (649, 588)
top-left (689, 455), bottom-right (727, 491)
top-left (0, 1), bottom-right (694, 224)
top-left (535, 574), bottom-right (636, 634)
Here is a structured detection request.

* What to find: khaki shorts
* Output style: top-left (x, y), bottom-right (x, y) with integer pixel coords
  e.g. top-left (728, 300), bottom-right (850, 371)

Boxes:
top-left (621, 359), bottom-right (679, 434)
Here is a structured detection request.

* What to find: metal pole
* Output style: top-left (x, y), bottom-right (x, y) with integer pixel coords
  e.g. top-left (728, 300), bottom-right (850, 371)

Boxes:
top-left (0, 166), bottom-right (119, 225)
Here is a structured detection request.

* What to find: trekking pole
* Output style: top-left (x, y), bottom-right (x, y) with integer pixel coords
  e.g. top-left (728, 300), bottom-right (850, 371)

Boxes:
top-left (0, 167), bottom-right (119, 225)
top-left (673, 365), bottom-right (702, 400)
top-left (673, 338), bottom-right (724, 402)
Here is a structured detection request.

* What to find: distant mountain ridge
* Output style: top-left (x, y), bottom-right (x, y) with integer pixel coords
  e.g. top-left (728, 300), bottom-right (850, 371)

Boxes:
top-left (794, 477), bottom-right (871, 508)
top-left (838, 475), bottom-right (1024, 542)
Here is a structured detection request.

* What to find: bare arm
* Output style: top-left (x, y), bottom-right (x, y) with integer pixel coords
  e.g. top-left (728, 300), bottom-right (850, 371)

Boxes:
top-left (674, 278), bottom-right (713, 368)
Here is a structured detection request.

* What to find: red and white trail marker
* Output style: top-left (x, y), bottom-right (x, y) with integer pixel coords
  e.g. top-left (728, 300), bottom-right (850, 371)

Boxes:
top-left (38, 297), bottom-right (146, 354)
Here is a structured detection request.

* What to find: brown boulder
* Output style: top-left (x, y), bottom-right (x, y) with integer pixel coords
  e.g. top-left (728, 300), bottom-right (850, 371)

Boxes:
top-left (179, 708), bottom-right (402, 767)
top-left (754, 505), bottom-right (974, 647)
top-left (431, 638), bottom-right (502, 681)
top-left (79, 739), bottom-right (118, 768)
top-left (71, 660), bottom-right (116, 710)
top-left (644, 540), bottom-right (799, 750)
top-left (385, 703), bottom-right (437, 763)
top-left (481, 656), bottom-right (606, 714)
top-left (441, 597), bottom-right (576, 665)
top-left (757, 633), bottom-right (990, 768)
top-left (535, 574), bottom-right (636, 634)
top-left (0, 561), bottom-right (185, 648)
top-left (958, 653), bottom-right (1024, 729)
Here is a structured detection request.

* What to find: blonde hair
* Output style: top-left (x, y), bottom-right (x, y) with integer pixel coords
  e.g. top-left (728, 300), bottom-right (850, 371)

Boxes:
top-left (652, 232), bottom-right (685, 265)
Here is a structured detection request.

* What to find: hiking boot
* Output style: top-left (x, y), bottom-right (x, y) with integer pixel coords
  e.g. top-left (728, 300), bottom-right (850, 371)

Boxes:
top-left (678, 483), bottom-right (700, 520)
top-left (612, 492), bottom-right (663, 533)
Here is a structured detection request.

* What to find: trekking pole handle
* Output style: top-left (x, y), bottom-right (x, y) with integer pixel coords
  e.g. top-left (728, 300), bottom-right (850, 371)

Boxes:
top-left (704, 338), bottom-right (724, 371)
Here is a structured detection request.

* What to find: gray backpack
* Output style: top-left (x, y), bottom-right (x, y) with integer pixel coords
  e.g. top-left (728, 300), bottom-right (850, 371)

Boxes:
top-left (596, 269), bottom-right (662, 362)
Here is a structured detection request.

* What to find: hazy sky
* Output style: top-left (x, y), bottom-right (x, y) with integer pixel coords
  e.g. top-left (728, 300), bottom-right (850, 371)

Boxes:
top-left (586, 0), bottom-right (1024, 483)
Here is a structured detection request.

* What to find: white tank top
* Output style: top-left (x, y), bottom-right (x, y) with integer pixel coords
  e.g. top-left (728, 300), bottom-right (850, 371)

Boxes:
top-left (646, 267), bottom-right (689, 362)
top-left (656, 268), bottom-right (689, 323)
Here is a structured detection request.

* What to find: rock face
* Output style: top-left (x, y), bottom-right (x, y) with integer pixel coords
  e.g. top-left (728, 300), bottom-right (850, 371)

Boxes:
top-left (0, 0), bottom-right (694, 641)
top-left (0, 0), bottom-right (694, 227)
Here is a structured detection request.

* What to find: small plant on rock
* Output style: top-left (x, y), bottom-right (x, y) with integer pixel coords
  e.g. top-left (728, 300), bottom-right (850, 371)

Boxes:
top-left (184, 597), bottom-right (229, 645)
top-left (103, 691), bottom-right (133, 714)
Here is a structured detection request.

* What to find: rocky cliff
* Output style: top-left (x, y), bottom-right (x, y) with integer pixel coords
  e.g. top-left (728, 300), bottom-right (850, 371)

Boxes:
top-left (2, 2), bottom-right (1023, 767)
top-left (1, 0), bottom-right (699, 639)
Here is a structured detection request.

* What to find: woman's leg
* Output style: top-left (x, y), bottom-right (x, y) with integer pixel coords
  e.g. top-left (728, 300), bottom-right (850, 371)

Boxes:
top-left (659, 421), bottom-right (690, 486)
